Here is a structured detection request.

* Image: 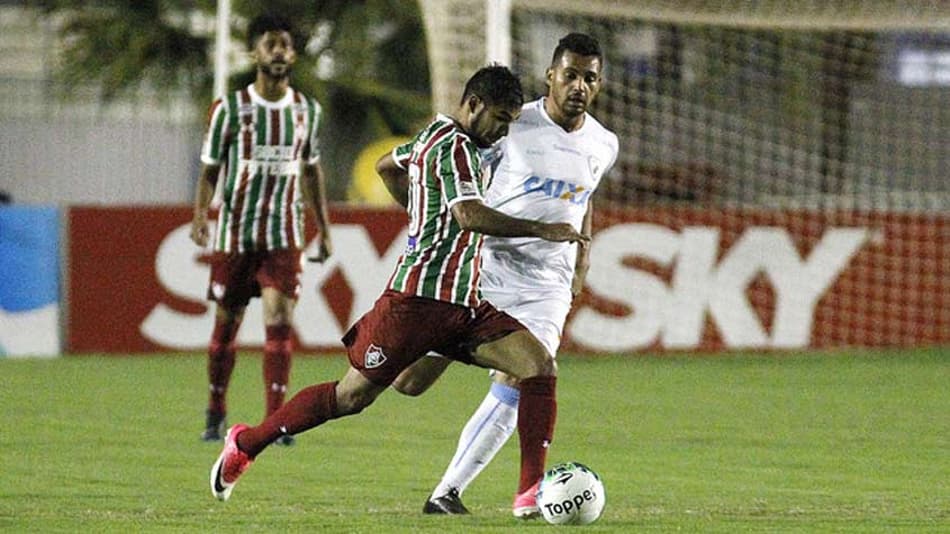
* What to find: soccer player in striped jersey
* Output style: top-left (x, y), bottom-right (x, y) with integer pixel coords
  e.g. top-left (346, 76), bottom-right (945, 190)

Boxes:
top-left (209, 65), bottom-right (588, 515)
top-left (400, 33), bottom-right (618, 518)
top-left (191, 14), bottom-right (332, 446)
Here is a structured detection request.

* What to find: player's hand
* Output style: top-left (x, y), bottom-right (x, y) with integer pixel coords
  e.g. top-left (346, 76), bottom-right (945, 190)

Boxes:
top-left (307, 234), bottom-right (333, 263)
top-left (190, 215), bottom-right (209, 247)
top-left (538, 222), bottom-right (590, 244)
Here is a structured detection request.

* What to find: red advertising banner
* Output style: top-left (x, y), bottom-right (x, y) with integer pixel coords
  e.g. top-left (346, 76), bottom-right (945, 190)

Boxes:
top-left (67, 205), bottom-right (948, 354)
top-left (67, 206), bottom-right (407, 353)
top-left (569, 207), bottom-right (948, 352)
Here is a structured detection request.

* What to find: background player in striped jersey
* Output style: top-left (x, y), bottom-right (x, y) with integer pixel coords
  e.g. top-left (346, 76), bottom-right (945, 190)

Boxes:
top-left (209, 65), bottom-right (587, 514)
top-left (191, 14), bottom-right (332, 445)
top-left (396, 33), bottom-right (618, 518)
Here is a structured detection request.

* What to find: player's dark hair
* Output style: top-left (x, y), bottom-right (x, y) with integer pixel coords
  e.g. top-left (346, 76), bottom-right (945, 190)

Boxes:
top-left (460, 65), bottom-right (524, 110)
top-left (551, 33), bottom-right (603, 65)
top-left (246, 13), bottom-right (296, 51)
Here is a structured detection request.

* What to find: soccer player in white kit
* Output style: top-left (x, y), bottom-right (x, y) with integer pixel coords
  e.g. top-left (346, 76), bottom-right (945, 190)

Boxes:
top-left (395, 33), bottom-right (619, 518)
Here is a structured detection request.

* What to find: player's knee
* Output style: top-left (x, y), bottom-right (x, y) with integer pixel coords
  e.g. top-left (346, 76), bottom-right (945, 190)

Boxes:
top-left (534, 354), bottom-right (558, 377)
top-left (392, 377), bottom-right (422, 397)
top-left (216, 303), bottom-right (245, 323)
top-left (390, 367), bottom-right (423, 396)
top-left (517, 353), bottom-right (557, 380)
top-left (493, 371), bottom-right (520, 388)
top-left (262, 293), bottom-right (294, 325)
top-left (264, 311), bottom-right (293, 327)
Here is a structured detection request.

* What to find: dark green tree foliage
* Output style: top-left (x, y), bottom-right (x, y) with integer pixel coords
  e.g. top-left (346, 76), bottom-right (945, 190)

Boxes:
top-left (37, 0), bottom-right (432, 199)
top-left (39, 1), bottom-right (209, 101)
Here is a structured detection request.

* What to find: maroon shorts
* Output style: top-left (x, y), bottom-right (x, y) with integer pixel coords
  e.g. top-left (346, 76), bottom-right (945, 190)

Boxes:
top-left (342, 290), bottom-right (526, 386)
top-left (207, 249), bottom-right (302, 308)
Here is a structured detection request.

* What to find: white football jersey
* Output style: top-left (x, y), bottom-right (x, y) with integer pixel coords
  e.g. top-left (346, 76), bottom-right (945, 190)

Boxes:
top-left (480, 98), bottom-right (619, 298)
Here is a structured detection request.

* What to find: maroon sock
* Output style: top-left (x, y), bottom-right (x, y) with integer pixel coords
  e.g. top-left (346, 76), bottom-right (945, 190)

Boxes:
top-left (207, 321), bottom-right (239, 416)
top-left (517, 375), bottom-right (557, 493)
top-left (237, 381), bottom-right (338, 457)
top-left (263, 324), bottom-right (293, 417)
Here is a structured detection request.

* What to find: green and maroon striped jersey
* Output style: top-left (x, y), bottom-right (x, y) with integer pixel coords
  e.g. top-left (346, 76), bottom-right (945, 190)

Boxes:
top-left (200, 84), bottom-right (321, 253)
top-left (388, 114), bottom-right (486, 307)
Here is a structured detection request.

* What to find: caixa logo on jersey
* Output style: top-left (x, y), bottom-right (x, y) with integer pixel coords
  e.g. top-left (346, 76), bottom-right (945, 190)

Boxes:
top-left (523, 176), bottom-right (592, 205)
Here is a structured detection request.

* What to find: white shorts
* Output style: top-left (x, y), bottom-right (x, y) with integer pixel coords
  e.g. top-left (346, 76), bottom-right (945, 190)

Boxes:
top-left (480, 286), bottom-right (571, 358)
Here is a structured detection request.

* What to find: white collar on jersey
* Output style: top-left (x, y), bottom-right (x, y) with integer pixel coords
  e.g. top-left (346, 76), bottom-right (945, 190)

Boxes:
top-left (247, 84), bottom-right (295, 109)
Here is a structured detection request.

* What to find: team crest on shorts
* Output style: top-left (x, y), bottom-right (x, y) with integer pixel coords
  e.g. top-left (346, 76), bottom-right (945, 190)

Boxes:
top-left (364, 344), bottom-right (387, 369)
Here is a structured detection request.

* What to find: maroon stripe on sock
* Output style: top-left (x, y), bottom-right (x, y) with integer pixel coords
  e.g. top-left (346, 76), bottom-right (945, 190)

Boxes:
top-left (516, 375), bottom-right (557, 493)
top-left (264, 324), bottom-right (293, 416)
top-left (207, 320), bottom-right (239, 414)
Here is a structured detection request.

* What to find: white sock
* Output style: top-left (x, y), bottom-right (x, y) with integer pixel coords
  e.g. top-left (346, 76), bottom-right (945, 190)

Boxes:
top-left (432, 382), bottom-right (519, 498)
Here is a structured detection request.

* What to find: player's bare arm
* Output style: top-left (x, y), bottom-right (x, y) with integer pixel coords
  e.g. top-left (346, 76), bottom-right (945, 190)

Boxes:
top-left (572, 201), bottom-right (594, 297)
top-left (452, 199), bottom-right (589, 244)
top-left (375, 153), bottom-right (410, 208)
top-left (190, 163), bottom-right (220, 247)
top-left (301, 162), bottom-right (333, 263)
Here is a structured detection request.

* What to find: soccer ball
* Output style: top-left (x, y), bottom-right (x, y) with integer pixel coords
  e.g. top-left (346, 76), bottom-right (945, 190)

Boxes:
top-left (536, 461), bottom-right (606, 525)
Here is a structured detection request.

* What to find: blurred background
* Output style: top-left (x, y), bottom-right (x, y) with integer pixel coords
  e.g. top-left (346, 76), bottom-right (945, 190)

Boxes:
top-left (1, 0), bottom-right (431, 205)
top-left (0, 0), bottom-right (947, 356)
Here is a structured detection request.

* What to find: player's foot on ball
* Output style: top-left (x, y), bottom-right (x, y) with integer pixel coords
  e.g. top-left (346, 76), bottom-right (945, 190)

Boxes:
top-left (210, 424), bottom-right (253, 501)
top-left (274, 434), bottom-right (295, 447)
top-left (512, 481), bottom-right (541, 519)
top-left (201, 410), bottom-right (226, 442)
top-left (423, 488), bottom-right (470, 515)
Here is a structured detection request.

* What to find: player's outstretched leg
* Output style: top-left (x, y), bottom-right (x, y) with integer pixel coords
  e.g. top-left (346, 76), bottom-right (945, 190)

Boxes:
top-left (208, 381), bottom-right (339, 501)
top-left (208, 369), bottom-right (386, 502)
top-left (425, 381), bottom-right (519, 514)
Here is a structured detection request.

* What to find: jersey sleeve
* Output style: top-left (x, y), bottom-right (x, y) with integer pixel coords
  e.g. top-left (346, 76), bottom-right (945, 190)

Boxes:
top-left (200, 97), bottom-right (230, 165)
top-left (441, 136), bottom-right (483, 208)
top-left (303, 97), bottom-right (322, 165)
top-left (391, 139), bottom-right (414, 170)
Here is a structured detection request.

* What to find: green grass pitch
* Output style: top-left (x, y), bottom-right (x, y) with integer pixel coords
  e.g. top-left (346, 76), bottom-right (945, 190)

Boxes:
top-left (1, 348), bottom-right (947, 532)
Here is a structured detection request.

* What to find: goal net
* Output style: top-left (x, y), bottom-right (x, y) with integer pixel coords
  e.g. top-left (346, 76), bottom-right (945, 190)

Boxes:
top-left (419, 0), bottom-right (949, 352)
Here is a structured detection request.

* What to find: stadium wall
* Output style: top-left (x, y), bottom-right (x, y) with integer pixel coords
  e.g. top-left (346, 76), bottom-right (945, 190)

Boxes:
top-left (65, 205), bottom-right (947, 354)
top-left (0, 117), bottom-right (198, 205)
